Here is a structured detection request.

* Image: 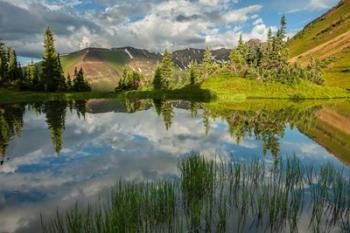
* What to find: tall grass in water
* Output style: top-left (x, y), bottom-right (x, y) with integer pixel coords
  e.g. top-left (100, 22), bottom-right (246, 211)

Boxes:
top-left (42, 154), bottom-right (350, 233)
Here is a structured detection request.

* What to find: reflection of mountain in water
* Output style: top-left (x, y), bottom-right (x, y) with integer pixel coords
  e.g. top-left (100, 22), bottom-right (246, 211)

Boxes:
top-left (300, 102), bottom-right (350, 165)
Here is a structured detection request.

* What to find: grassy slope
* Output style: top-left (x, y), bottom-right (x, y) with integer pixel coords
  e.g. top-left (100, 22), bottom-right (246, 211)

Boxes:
top-left (61, 50), bottom-right (85, 73)
top-left (324, 47), bottom-right (350, 88)
top-left (201, 74), bottom-right (350, 101)
top-left (288, 0), bottom-right (350, 58)
top-left (288, 0), bottom-right (350, 88)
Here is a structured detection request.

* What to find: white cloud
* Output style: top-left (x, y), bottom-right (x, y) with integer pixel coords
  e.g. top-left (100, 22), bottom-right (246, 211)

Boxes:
top-left (1, 0), bottom-right (267, 56)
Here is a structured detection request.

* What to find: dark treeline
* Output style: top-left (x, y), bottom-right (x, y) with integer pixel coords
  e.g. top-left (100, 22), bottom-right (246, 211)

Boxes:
top-left (0, 27), bottom-right (91, 92)
top-left (0, 100), bottom-right (88, 165)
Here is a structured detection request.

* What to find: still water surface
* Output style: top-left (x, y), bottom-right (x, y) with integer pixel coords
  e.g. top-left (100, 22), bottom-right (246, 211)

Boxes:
top-left (0, 98), bottom-right (349, 233)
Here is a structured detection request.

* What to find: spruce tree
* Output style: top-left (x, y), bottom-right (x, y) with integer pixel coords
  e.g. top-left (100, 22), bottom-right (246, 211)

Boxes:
top-left (0, 42), bottom-right (7, 84)
top-left (275, 16), bottom-right (289, 66)
top-left (7, 48), bottom-right (17, 82)
top-left (42, 27), bottom-right (60, 92)
top-left (56, 54), bottom-right (66, 91)
top-left (153, 66), bottom-right (162, 90)
top-left (189, 60), bottom-right (198, 85)
top-left (203, 47), bottom-right (212, 78)
top-left (66, 74), bottom-right (72, 90)
top-left (73, 67), bottom-right (90, 91)
top-left (31, 62), bottom-right (40, 90)
top-left (160, 49), bottom-right (173, 89)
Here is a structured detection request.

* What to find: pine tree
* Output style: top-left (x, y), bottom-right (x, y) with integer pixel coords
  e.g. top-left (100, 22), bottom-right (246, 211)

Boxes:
top-left (0, 42), bottom-right (8, 84)
top-left (66, 74), bottom-right (72, 90)
top-left (261, 28), bottom-right (274, 68)
top-left (275, 16), bottom-right (289, 66)
top-left (42, 27), bottom-right (60, 92)
top-left (230, 35), bottom-right (248, 74)
top-left (31, 62), bottom-right (40, 90)
top-left (230, 49), bottom-right (246, 74)
top-left (153, 66), bottom-right (162, 90)
top-left (73, 67), bottom-right (90, 91)
top-left (237, 34), bottom-right (247, 58)
top-left (189, 60), bottom-right (198, 85)
top-left (203, 47), bottom-right (212, 78)
top-left (160, 49), bottom-right (173, 89)
top-left (7, 48), bottom-right (18, 82)
top-left (56, 54), bottom-right (66, 91)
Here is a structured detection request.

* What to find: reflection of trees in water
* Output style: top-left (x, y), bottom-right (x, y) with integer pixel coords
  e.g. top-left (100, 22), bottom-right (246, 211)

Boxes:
top-left (44, 101), bottom-right (67, 154)
top-left (0, 104), bottom-right (25, 164)
top-left (0, 100), bottom-right (88, 164)
top-left (152, 99), bottom-right (174, 130)
top-left (209, 106), bottom-right (320, 157)
top-left (0, 98), bottom-right (322, 165)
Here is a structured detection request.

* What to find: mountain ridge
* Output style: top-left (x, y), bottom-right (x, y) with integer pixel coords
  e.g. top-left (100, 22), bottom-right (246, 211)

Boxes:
top-left (61, 47), bottom-right (231, 91)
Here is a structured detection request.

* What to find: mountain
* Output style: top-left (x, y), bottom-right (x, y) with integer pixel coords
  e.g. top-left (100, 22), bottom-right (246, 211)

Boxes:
top-left (288, 0), bottom-right (350, 88)
top-left (61, 47), bottom-right (230, 91)
top-left (61, 47), bottom-right (161, 91)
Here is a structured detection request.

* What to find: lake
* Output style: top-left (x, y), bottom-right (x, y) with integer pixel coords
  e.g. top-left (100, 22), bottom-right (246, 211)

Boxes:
top-left (0, 98), bottom-right (350, 233)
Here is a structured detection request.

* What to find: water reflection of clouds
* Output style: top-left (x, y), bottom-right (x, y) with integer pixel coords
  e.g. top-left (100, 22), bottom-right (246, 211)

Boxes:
top-left (0, 106), bottom-right (346, 233)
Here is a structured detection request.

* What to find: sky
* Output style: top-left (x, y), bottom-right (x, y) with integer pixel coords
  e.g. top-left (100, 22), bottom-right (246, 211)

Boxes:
top-left (0, 0), bottom-right (340, 61)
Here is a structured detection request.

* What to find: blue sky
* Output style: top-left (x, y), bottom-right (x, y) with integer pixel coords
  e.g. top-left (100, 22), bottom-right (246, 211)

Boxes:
top-left (0, 0), bottom-right (340, 62)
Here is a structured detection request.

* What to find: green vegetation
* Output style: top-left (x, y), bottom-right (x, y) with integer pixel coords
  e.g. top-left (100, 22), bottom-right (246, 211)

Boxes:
top-left (122, 85), bottom-right (214, 102)
top-left (0, 27), bottom-right (91, 93)
top-left (0, 89), bottom-right (113, 104)
top-left (287, 0), bottom-right (350, 89)
top-left (60, 50), bottom-right (84, 72)
top-left (115, 15), bottom-right (347, 101)
top-left (115, 66), bottom-right (145, 91)
top-left (288, 0), bottom-right (350, 58)
top-left (202, 74), bottom-right (350, 100)
top-left (41, 154), bottom-right (350, 233)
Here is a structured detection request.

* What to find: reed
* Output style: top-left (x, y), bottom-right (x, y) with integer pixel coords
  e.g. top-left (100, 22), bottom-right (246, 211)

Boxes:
top-left (42, 154), bottom-right (350, 233)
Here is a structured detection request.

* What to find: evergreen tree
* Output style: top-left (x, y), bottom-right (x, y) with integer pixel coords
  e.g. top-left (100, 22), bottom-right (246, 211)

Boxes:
top-left (66, 74), bottom-right (72, 90)
top-left (42, 27), bottom-right (61, 92)
top-left (56, 54), bottom-right (66, 91)
top-left (153, 66), bottom-right (162, 90)
top-left (189, 60), bottom-right (198, 85)
top-left (275, 16), bottom-right (289, 66)
top-left (7, 48), bottom-right (18, 82)
top-left (203, 47), bottom-right (212, 78)
top-left (73, 67), bottom-right (90, 91)
top-left (160, 49), bottom-right (173, 89)
top-left (0, 43), bottom-right (8, 84)
top-left (230, 35), bottom-right (248, 74)
top-left (261, 28), bottom-right (274, 68)
top-left (31, 62), bottom-right (40, 90)
top-left (237, 34), bottom-right (248, 59)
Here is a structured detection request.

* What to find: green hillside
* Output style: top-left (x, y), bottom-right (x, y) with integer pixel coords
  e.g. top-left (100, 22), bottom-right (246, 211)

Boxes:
top-left (288, 0), bottom-right (350, 58)
top-left (288, 0), bottom-right (350, 89)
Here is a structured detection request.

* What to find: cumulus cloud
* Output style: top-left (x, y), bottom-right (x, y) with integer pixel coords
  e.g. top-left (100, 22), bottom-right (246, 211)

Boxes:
top-left (0, 0), bottom-right (269, 57)
top-left (0, 0), bottom-right (337, 58)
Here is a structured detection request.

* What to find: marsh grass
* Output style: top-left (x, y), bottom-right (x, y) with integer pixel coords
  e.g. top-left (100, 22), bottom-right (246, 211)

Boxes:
top-left (42, 154), bottom-right (350, 233)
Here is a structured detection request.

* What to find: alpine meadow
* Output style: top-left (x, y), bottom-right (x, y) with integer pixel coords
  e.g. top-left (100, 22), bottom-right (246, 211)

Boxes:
top-left (0, 1), bottom-right (350, 233)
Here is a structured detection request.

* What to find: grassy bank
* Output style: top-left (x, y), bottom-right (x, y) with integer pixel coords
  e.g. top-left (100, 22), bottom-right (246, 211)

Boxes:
top-left (201, 74), bottom-right (350, 101)
top-left (119, 85), bottom-right (216, 102)
top-left (0, 89), bottom-right (116, 104)
top-left (42, 154), bottom-right (350, 233)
